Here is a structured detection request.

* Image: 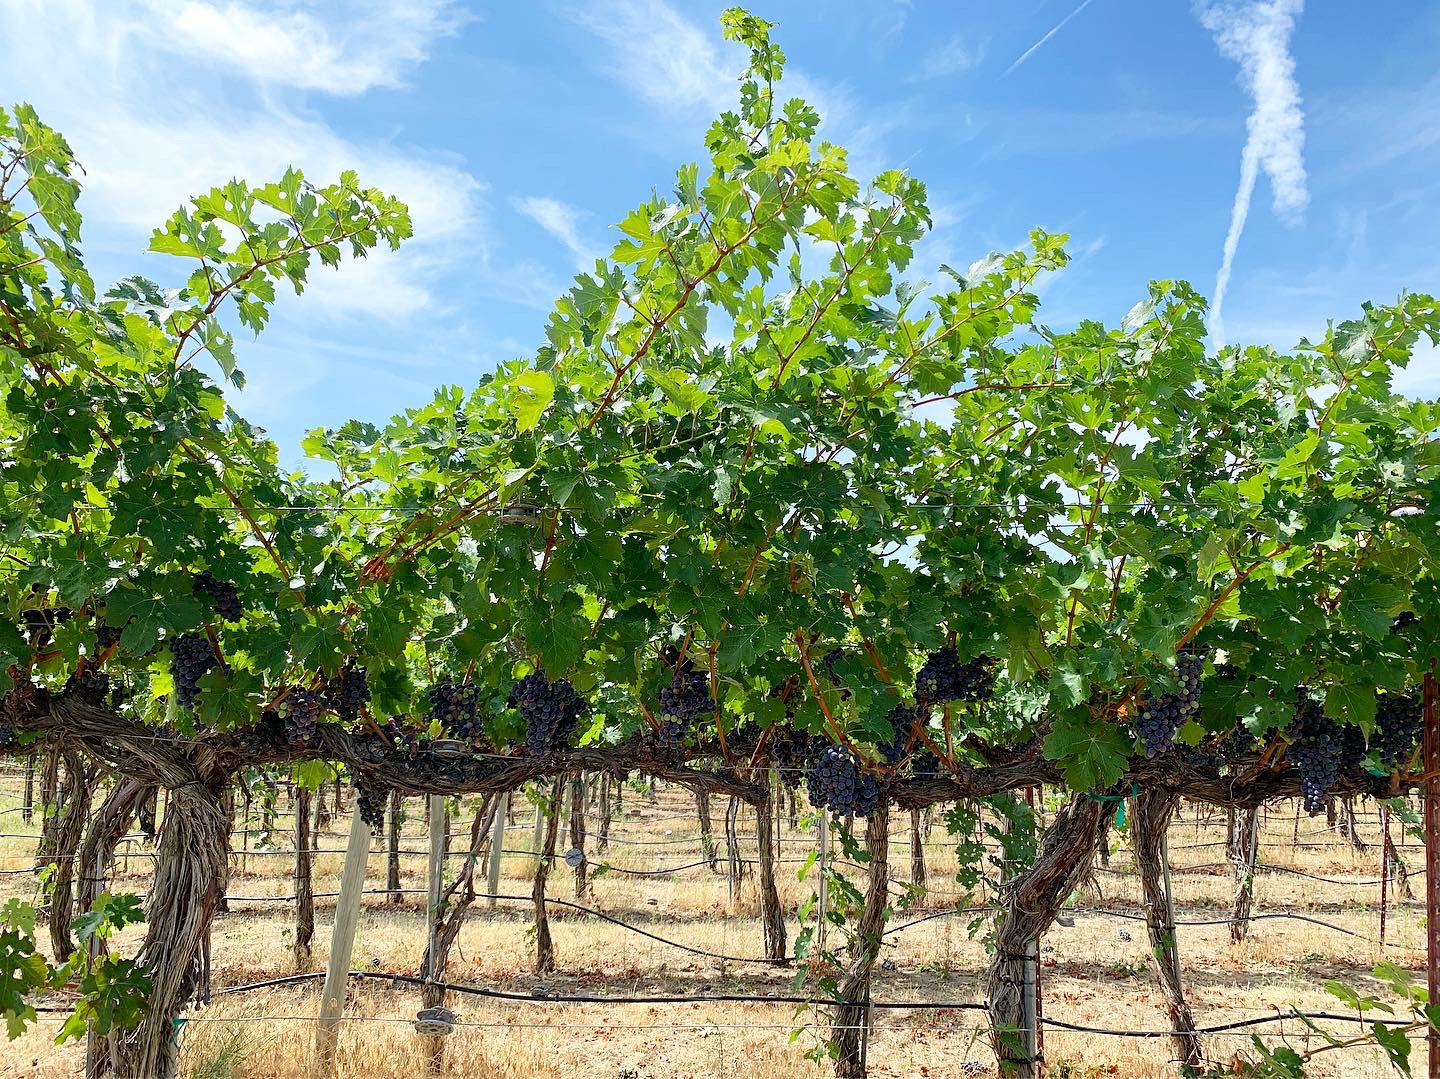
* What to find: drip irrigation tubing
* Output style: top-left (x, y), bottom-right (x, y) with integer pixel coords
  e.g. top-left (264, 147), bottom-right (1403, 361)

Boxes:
top-left (201, 970), bottom-right (1402, 1040)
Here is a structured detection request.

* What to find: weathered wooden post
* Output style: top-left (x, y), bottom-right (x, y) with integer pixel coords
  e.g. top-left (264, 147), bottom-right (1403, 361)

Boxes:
top-left (313, 805), bottom-right (371, 1077)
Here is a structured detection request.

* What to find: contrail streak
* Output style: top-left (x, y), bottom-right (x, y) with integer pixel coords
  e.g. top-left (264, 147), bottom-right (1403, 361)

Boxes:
top-left (1196, 0), bottom-right (1307, 346)
top-left (1004, 0), bottom-right (1096, 76)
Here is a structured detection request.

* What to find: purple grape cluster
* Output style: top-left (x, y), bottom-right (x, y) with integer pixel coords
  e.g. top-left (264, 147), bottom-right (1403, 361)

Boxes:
top-left (805, 743), bottom-right (885, 816)
top-left (651, 719), bottom-right (686, 751)
top-left (375, 717), bottom-right (418, 752)
top-left (22, 603), bottom-right (72, 646)
top-left (769, 728), bottom-right (822, 787)
top-left (1132, 649), bottom-right (1206, 757)
top-left (880, 704), bottom-right (917, 764)
top-left (282, 686), bottom-right (324, 744)
top-left (327, 662), bottom-right (371, 724)
top-left (95, 623), bottom-right (123, 651)
top-left (192, 570), bottom-right (243, 622)
top-left (356, 782), bottom-right (387, 834)
top-left (1374, 693), bottom-right (1423, 770)
top-left (910, 750), bottom-right (942, 779)
top-left (170, 633), bottom-right (221, 709)
top-left (915, 649), bottom-right (996, 706)
top-left (67, 668), bottom-right (110, 706)
top-left (0, 723), bottom-right (17, 751)
top-left (1288, 699), bottom-right (1348, 815)
top-left (659, 666), bottom-right (711, 723)
top-left (428, 682), bottom-right (484, 739)
top-left (511, 671), bottom-right (587, 753)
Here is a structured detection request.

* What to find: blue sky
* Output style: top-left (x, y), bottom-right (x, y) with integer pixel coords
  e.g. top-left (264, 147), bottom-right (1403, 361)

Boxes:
top-left (3, 0), bottom-right (1437, 463)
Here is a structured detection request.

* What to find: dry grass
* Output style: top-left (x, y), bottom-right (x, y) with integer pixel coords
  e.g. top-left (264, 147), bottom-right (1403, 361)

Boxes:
top-left (0, 774), bottom-right (1428, 1078)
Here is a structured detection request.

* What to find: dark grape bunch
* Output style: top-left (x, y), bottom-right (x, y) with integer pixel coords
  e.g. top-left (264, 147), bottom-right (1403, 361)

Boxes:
top-left (22, 602), bottom-right (72, 647)
top-left (769, 728), bottom-right (821, 787)
top-left (910, 749), bottom-right (942, 779)
top-left (880, 704), bottom-right (918, 765)
top-left (1132, 648), bottom-right (1206, 757)
top-left (327, 662), bottom-right (371, 724)
top-left (0, 722), bottom-right (17, 751)
top-left (805, 743), bottom-right (885, 816)
top-left (915, 649), bottom-right (996, 706)
top-left (427, 682), bottom-right (485, 739)
top-left (170, 633), bottom-right (222, 709)
top-left (511, 671), bottom-right (587, 754)
top-left (356, 782), bottom-right (388, 834)
top-left (650, 719), bottom-right (686, 751)
top-left (95, 623), bottom-right (124, 651)
top-left (192, 571), bottom-right (243, 622)
top-left (375, 717), bottom-right (418, 752)
top-left (66, 668), bottom-right (109, 706)
top-left (1288, 698), bottom-right (1361, 816)
top-left (282, 687), bottom-right (325, 745)
top-left (659, 666), bottom-right (711, 723)
top-left (1373, 693), bottom-right (1423, 770)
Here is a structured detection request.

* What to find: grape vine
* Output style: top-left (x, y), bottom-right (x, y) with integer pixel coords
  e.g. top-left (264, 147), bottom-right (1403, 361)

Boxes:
top-left (191, 571), bottom-right (243, 623)
top-left (915, 650), bottom-right (996, 706)
top-left (511, 672), bottom-right (587, 754)
top-left (1374, 693), bottom-right (1423, 770)
top-left (1131, 648), bottom-right (1206, 757)
top-left (169, 633), bottom-right (221, 710)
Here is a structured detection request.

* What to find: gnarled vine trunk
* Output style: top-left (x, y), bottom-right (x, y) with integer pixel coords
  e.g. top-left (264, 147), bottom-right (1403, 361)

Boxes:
top-left (696, 789), bottom-right (718, 870)
top-left (386, 791), bottom-right (404, 904)
top-left (421, 795), bottom-right (499, 1009)
top-left (1227, 806), bottom-right (1260, 944)
top-left (532, 779), bottom-right (563, 974)
top-left (35, 745), bottom-right (62, 867)
top-left (832, 804), bottom-right (889, 1078)
top-left (909, 808), bottom-right (926, 888)
top-left (724, 795), bottom-right (744, 900)
top-left (294, 785), bottom-right (315, 968)
top-left (988, 794), bottom-right (1116, 1079)
top-left (597, 772), bottom-right (612, 853)
top-left (77, 778), bottom-right (149, 917)
top-left (1130, 789), bottom-right (1201, 1069)
top-left (47, 752), bottom-right (97, 962)
top-left (754, 785), bottom-right (786, 961)
top-left (102, 781), bottom-right (229, 1079)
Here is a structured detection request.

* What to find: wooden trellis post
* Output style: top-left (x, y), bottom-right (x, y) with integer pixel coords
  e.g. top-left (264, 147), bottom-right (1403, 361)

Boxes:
top-left (486, 791), bottom-right (508, 906)
top-left (313, 804), bottom-right (372, 1078)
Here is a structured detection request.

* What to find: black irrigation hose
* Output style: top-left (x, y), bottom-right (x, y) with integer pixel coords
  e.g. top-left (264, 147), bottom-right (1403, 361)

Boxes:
top-left (1042, 1011), bottom-right (1379, 1037)
top-left (1069, 906), bottom-right (1403, 946)
top-left (877, 903), bottom-right (1417, 950)
top-left (208, 970), bottom-right (1393, 1038)
top-left (215, 968), bottom-right (987, 1011)
top-left (1093, 861), bottom-right (1394, 886)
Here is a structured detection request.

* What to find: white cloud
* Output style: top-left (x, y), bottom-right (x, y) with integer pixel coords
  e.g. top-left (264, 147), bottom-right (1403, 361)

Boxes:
top-left (156, 0), bottom-right (465, 94)
top-left (916, 35), bottom-right (987, 80)
top-left (566, 0), bottom-right (738, 112)
top-left (513, 196), bottom-right (599, 269)
top-left (1005, 0), bottom-right (1095, 77)
top-left (0, 0), bottom-right (484, 324)
top-left (1195, 0), bottom-right (1308, 345)
top-left (565, 0), bottom-right (862, 159)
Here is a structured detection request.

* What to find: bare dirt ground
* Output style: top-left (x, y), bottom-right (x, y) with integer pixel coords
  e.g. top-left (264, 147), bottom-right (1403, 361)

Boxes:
top-left (0, 769), bottom-right (1427, 1078)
